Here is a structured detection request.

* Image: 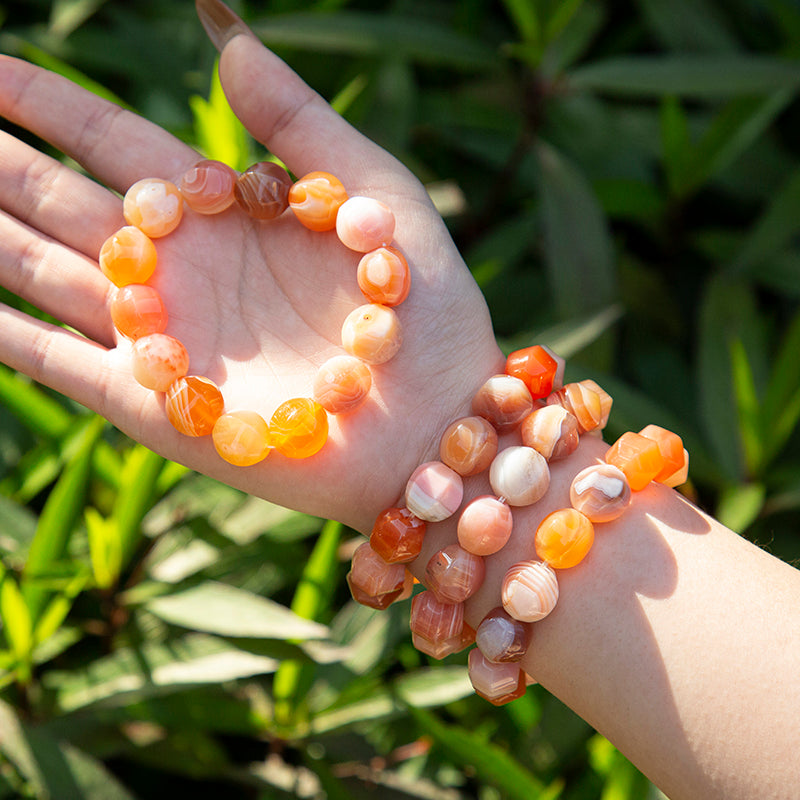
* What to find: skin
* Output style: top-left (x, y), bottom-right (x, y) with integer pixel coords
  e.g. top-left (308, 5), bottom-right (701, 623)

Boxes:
top-left (0, 2), bottom-right (799, 797)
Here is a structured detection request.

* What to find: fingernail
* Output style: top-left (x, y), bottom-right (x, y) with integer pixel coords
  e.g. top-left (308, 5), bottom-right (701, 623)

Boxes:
top-left (195, 0), bottom-right (257, 52)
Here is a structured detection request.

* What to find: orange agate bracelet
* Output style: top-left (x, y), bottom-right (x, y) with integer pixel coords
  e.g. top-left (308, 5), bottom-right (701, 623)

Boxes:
top-left (100, 160), bottom-right (409, 465)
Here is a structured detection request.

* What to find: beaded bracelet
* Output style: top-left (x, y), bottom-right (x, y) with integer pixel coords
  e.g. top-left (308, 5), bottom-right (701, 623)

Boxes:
top-left (100, 160), bottom-right (408, 464)
top-left (347, 345), bottom-right (689, 705)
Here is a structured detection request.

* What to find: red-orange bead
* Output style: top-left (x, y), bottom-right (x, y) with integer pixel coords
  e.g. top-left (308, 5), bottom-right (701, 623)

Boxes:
top-left (110, 284), bottom-right (168, 340)
top-left (439, 416), bottom-right (498, 477)
top-left (165, 376), bottom-right (224, 437)
top-left (288, 171), bottom-right (348, 231)
top-left (535, 508), bottom-right (594, 569)
top-left (605, 431), bottom-right (665, 491)
top-left (99, 226), bottom-right (157, 287)
top-left (180, 159), bottom-right (237, 215)
top-left (370, 507), bottom-right (427, 563)
top-left (505, 345), bottom-right (558, 399)
top-left (212, 410), bottom-right (271, 466)
top-left (357, 246), bottom-right (411, 306)
top-left (234, 162), bottom-right (292, 220)
top-left (270, 398), bottom-right (329, 459)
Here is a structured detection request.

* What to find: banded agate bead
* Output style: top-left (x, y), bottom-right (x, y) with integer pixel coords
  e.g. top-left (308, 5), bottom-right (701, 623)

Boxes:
top-left (475, 607), bottom-right (530, 663)
top-left (180, 160), bottom-right (237, 215)
top-left (413, 623), bottom-right (475, 661)
top-left (165, 376), bottom-right (224, 437)
top-left (212, 410), bottom-right (271, 466)
top-left (99, 226), bottom-right (157, 287)
top-left (639, 424), bottom-right (685, 483)
top-left (336, 196), bottom-right (396, 252)
top-left (425, 544), bottom-right (485, 604)
top-left (502, 560), bottom-right (559, 622)
top-left (234, 162), bottom-right (292, 220)
top-left (505, 345), bottom-right (559, 399)
top-left (580, 379), bottom-right (612, 428)
top-left (489, 446), bottom-right (550, 506)
top-left (468, 649), bottom-right (526, 706)
top-left (288, 171), bottom-right (348, 231)
top-left (312, 355), bottom-right (372, 414)
top-left (439, 416), bottom-right (498, 477)
top-left (123, 178), bottom-right (183, 238)
top-left (570, 464), bottom-right (631, 523)
top-left (348, 542), bottom-right (407, 599)
top-left (131, 333), bottom-right (189, 392)
top-left (357, 246), bottom-right (410, 306)
top-left (410, 590), bottom-right (464, 642)
top-left (110, 284), bottom-right (167, 340)
top-left (370, 506), bottom-right (426, 564)
top-left (547, 382), bottom-right (606, 433)
top-left (605, 431), bottom-right (663, 491)
top-left (405, 461), bottom-right (463, 522)
top-left (472, 375), bottom-right (533, 434)
top-left (457, 495), bottom-right (513, 556)
top-left (535, 508), bottom-right (594, 569)
top-left (520, 405), bottom-right (579, 461)
top-left (341, 304), bottom-right (402, 365)
top-left (270, 398), bottom-right (329, 459)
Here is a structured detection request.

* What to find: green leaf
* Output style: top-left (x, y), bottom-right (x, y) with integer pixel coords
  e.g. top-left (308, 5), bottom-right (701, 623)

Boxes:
top-left (660, 95), bottom-right (691, 197)
top-left (762, 310), bottom-right (800, 464)
top-left (85, 508), bottom-right (121, 591)
top-left (501, 0), bottom-right (541, 44)
top-left (729, 337), bottom-right (763, 475)
top-left (634, 0), bottom-right (738, 53)
top-left (0, 366), bottom-right (72, 440)
top-left (0, 577), bottom-right (33, 664)
top-left (716, 483), bottom-right (766, 532)
top-left (48, 0), bottom-right (107, 39)
top-left (395, 666), bottom-right (473, 707)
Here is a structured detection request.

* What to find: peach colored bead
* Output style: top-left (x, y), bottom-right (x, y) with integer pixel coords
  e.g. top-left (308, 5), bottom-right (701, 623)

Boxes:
top-left (475, 607), bottom-right (530, 663)
top-left (270, 398), bottom-right (329, 459)
top-left (123, 178), bottom-right (183, 238)
top-left (348, 542), bottom-right (407, 600)
top-left (439, 416), bottom-right (498, 477)
top-left (457, 495), bottom-right (513, 556)
top-left (212, 410), bottom-right (271, 466)
top-left (99, 226), bottom-right (157, 287)
top-left (580, 379), bottom-right (612, 427)
top-left (535, 508), bottom-right (594, 569)
top-left (356, 246), bottom-right (410, 306)
top-left (341, 304), bottom-right (402, 365)
top-left (288, 171), bottom-right (348, 231)
top-left (425, 544), bottom-right (485, 604)
top-left (542, 344), bottom-right (566, 391)
top-left (639, 424), bottom-right (685, 482)
top-left (410, 590), bottom-right (464, 642)
top-left (605, 431), bottom-right (664, 491)
top-left (413, 623), bottom-right (475, 660)
top-left (489, 446), bottom-right (550, 507)
top-left (502, 560), bottom-right (559, 622)
top-left (165, 376), bottom-right (224, 437)
top-left (405, 461), bottom-right (464, 522)
top-left (131, 333), bottom-right (189, 392)
top-left (312, 355), bottom-right (372, 414)
top-left (547, 382), bottom-right (605, 433)
top-left (472, 374), bottom-right (533, 434)
top-left (336, 196), bottom-right (395, 252)
top-left (348, 575), bottom-right (408, 610)
top-left (468, 649), bottom-right (526, 706)
top-left (234, 162), bottom-right (292, 220)
top-left (570, 464), bottom-right (631, 523)
top-left (370, 506), bottom-right (427, 564)
top-left (520, 405), bottom-right (580, 461)
top-left (662, 449), bottom-right (690, 488)
top-left (110, 284), bottom-right (167, 340)
top-left (505, 345), bottom-right (559, 399)
top-left (180, 160), bottom-right (237, 214)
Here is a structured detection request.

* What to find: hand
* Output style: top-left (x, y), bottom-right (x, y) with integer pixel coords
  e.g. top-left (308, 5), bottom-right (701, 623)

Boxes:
top-left (0, 7), bottom-right (502, 533)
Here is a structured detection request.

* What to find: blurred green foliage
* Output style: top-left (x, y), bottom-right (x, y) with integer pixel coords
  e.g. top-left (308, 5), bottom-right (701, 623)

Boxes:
top-left (0, 0), bottom-right (799, 797)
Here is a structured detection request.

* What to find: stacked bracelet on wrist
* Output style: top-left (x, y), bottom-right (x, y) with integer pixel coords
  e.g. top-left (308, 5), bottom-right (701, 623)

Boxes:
top-left (348, 346), bottom-right (689, 705)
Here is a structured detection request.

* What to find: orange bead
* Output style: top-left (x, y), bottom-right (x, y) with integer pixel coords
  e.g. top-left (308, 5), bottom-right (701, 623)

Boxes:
top-left (547, 382), bottom-right (605, 433)
top-left (110, 284), bottom-right (168, 340)
top-left (357, 246), bottom-right (410, 306)
top-left (270, 398), bottom-right (329, 459)
top-left (639, 424), bottom-right (685, 483)
top-left (234, 162), bottom-right (292, 220)
top-left (99, 226), bottom-right (157, 287)
top-left (288, 171), bottom-right (348, 231)
top-left (505, 345), bottom-right (558, 399)
top-left (131, 333), bottom-right (189, 391)
top-left (535, 508), bottom-right (594, 569)
top-left (341, 304), bottom-right (402, 365)
top-left (212, 410), bottom-right (271, 466)
top-left (123, 178), bottom-right (183, 238)
top-left (312, 355), bottom-right (372, 414)
top-left (165, 376), bottom-right (224, 437)
top-left (605, 431), bottom-right (665, 491)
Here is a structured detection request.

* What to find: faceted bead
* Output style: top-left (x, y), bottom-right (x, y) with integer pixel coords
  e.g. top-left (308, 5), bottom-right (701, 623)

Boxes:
top-left (357, 246), bottom-right (411, 306)
top-left (405, 461), bottom-right (464, 522)
top-left (425, 544), bottom-right (485, 604)
top-left (580, 379), bottom-right (612, 427)
top-left (535, 508), bottom-right (594, 569)
top-left (312, 355), bottom-right (372, 414)
top-left (439, 416), bottom-right (498, 477)
top-left (370, 506), bottom-right (427, 564)
top-left (409, 590), bottom-right (464, 642)
top-left (662, 449), bottom-right (690, 488)
top-left (212, 410), bottom-right (271, 466)
top-left (110, 284), bottom-right (167, 340)
top-left (341, 304), bottom-right (402, 365)
top-left (570, 463), bottom-right (631, 523)
top-left (475, 607), bottom-right (530, 663)
top-left (605, 431), bottom-right (664, 491)
top-left (520, 405), bottom-right (579, 461)
top-left (547, 382), bottom-right (606, 433)
top-left (489, 446), bottom-right (550, 507)
top-left (502, 560), bottom-right (559, 622)
top-left (270, 398), bottom-right (329, 459)
top-left (336, 196), bottom-right (395, 252)
top-left (99, 226), bottom-right (157, 287)
top-left (165, 376), bottom-right (225, 437)
top-left (348, 541), bottom-right (407, 600)
top-left (542, 345), bottom-right (566, 391)
top-left (131, 333), bottom-right (189, 392)
top-left (180, 159), bottom-right (237, 215)
top-left (504, 345), bottom-right (559, 399)
top-left (468, 649), bottom-right (526, 706)
top-left (123, 178), bottom-right (183, 238)
top-left (234, 162), bottom-right (292, 220)
top-left (457, 495), bottom-right (513, 556)
top-left (639, 424), bottom-right (685, 483)
top-left (288, 171), bottom-right (348, 232)
top-left (472, 375), bottom-right (533, 434)
top-left (413, 623), bottom-right (475, 660)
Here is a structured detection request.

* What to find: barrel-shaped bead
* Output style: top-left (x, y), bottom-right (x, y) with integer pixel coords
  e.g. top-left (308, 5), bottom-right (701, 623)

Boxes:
top-left (312, 355), bottom-right (372, 414)
top-left (439, 416), bottom-right (498, 477)
top-left (336, 196), bottom-right (395, 252)
top-left (457, 495), bottom-right (513, 556)
top-left (123, 178), bottom-right (183, 238)
top-left (413, 623), bottom-right (475, 660)
top-left (410, 591), bottom-right (464, 642)
top-left (475, 607), bottom-right (530, 663)
top-left (639, 424), bottom-right (685, 483)
top-left (270, 398), bottom-right (329, 459)
top-left (341, 304), bottom-right (402, 365)
top-left (570, 463), bottom-right (631, 522)
top-left (234, 162), bottom-right (292, 220)
top-left (288, 172), bottom-right (348, 231)
top-left (472, 375), bottom-right (533, 434)
top-left (370, 507), bottom-right (427, 563)
top-left (502, 560), bottom-right (559, 622)
top-left (110, 284), bottom-right (168, 340)
top-left (468, 649), bottom-right (526, 706)
top-left (535, 508), bottom-right (594, 569)
top-left (662, 449), bottom-right (690, 488)
top-left (348, 542), bottom-right (407, 599)
top-left (165, 376), bottom-right (224, 437)
top-left (212, 410), bottom-right (271, 466)
top-left (605, 431), bottom-right (664, 491)
top-left (504, 345), bottom-right (559, 399)
top-left (357, 246), bottom-right (410, 306)
top-left (180, 160), bottom-right (237, 215)
top-left (489, 446), bottom-right (550, 506)
top-left (520, 405), bottom-right (580, 461)
top-left (131, 333), bottom-right (189, 392)
top-left (547, 382), bottom-right (606, 433)
top-left (425, 544), bottom-right (485, 604)
top-left (99, 226), bottom-right (157, 287)
top-left (405, 461), bottom-right (463, 522)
